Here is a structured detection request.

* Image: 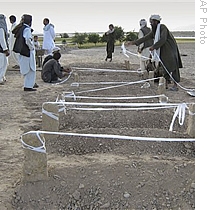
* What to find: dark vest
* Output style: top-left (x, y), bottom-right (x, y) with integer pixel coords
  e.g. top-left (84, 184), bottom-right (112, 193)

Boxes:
top-left (13, 24), bottom-right (30, 57)
top-left (0, 30), bottom-right (9, 53)
top-left (140, 27), bottom-right (153, 49)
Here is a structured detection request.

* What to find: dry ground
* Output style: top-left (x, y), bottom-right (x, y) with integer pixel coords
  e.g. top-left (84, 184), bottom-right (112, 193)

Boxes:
top-left (0, 43), bottom-right (195, 209)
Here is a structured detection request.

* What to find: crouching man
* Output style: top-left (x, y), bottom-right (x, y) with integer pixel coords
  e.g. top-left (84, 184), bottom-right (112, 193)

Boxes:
top-left (41, 52), bottom-right (71, 83)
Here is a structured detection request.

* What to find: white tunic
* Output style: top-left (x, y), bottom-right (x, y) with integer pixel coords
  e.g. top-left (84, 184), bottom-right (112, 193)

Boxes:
top-left (42, 23), bottom-right (56, 54)
top-left (0, 28), bottom-right (8, 82)
top-left (18, 24), bottom-right (36, 88)
top-left (19, 26), bottom-right (36, 74)
top-left (138, 29), bottom-right (150, 61)
top-left (9, 22), bottom-right (19, 64)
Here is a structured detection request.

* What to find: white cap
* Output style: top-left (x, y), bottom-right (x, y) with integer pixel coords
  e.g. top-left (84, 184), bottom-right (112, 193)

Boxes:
top-left (52, 46), bottom-right (61, 53)
top-left (150, 14), bottom-right (161, 21)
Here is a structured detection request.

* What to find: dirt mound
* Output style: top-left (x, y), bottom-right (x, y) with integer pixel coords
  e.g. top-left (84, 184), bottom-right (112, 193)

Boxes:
top-left (1, 43), bottom-right (195, 209)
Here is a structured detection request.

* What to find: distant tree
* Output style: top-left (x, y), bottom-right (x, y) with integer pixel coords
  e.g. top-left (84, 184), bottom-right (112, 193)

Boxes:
top-left (62, 39), bottom-right (67, 44)
top-left (125, 31), bottom-right (138, 41)
top-left (63, 33), bottom-right (69, 38)
top-left (88, 33), bottom-right (100, 45)
top-left (100, 33), bottom-right (107, 43)
top-left (72, 32), bottom-right (88, 46)
top-left (60, 33), bottom-right (69, 38)
top-left (114, 26), bottom-right (125, 42)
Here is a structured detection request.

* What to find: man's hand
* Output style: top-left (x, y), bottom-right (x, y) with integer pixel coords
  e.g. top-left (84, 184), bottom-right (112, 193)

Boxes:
top-left (124, 41), bottom-right (134, 47)
top-left (63, 68), bottom-right (72, 73)
top-left (149, 46), bottom-right (154, 51)
top-left (4, 50), bottom-right (10, 57)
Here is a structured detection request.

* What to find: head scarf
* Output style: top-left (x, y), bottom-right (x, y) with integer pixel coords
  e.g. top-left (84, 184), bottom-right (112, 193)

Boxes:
top-left (0, 14), bottom-right (8, 39)
top-left (23, 14), bottom-right (32, 25)
top-left (43, 23), bottom-right (54, 31)
top-left (52, 46), bottom-right (61, 53)
top-left (139, 19), bottom-right (147, 29)
top-left (150, 14), bottom-right (161, 21)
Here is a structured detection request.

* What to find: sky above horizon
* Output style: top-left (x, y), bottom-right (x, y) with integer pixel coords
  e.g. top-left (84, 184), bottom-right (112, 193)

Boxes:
top-left (1, 1), bottom-right (195, 34)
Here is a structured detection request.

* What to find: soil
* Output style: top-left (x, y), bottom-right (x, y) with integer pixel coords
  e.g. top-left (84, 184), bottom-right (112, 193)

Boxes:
top-left (0, 43), bottom-right (195, 210)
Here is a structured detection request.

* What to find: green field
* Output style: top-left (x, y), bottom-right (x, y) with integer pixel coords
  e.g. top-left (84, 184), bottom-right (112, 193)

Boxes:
top-left (37, 36), bottom-right (195, 49)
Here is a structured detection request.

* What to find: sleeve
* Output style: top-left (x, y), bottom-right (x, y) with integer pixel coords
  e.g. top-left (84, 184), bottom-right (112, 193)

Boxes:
top-left (50, 26), bottom-right (56, 40)
top-left (54, 62), bottom-right (63, 78)
top-left (134, 31), bottom-right (153, 46)
top-left (0, 28), bottom-right (8, 51)
top-left (23, 27), bottom-right (34, 51)
top-left (138, 30), bottom-right (144, 49)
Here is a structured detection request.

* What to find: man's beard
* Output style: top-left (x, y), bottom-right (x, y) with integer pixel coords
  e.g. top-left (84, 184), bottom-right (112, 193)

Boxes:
top-left (152, 24), bottom-right (157, 34)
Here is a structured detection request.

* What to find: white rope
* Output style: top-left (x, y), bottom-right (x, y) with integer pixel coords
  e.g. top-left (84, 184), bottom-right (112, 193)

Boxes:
top-left (121, 42), bottom-right (151, 60)
top-left (72, 81), bottom-right (138, 85)
top-left (72, 66), bottom-right (138, 73)
top-left (152, 51), bottom-right (194, 92)
top-left (43, 101), bottom-right (182, 107)
top-left (21, 132), bottom-right (46, 153)
top-left (42, 108), bottom-right (59, 121)
top-left (51, 72), bottom-right (72, 86)
top-left (63, 92), bottom-right (166, 101)
top-left (169, 103), bottom-right (187, 131)
top-left (76, 77), bottom-right (160, 94)
top-left (121, 43), bottom-right (195, 93)
top-left (67, 105), bottom-right (177, 111)
top-left (42, 101), bottom-right (194, 131)
top-left (22, 130), bottom-right (195, 143)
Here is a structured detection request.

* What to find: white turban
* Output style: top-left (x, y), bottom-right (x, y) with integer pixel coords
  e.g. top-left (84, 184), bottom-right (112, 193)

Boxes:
top-left (52, 46), bottom-right (61, 53)
top-left (139, 19), bottom-right (147, 29)
top-left (150, 14), bottom-right (161, 21)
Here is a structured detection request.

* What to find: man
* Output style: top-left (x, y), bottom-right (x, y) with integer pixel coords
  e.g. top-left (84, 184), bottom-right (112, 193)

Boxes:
top-left (33, 35), bottom-right (40, 50)
top-left (42, 18), bottom-right (56, 55)
top-left (9, 15), bottom-right (19, 69)
top-left (0, 14), bottom-right (10, 85)
top-left (137, 19), bottom-right (153, 71)
top-left (13, 14), bottom-right (37, 91)
top-left (42, 46), bottom-right (61, 66)
top-left (105, 24), bottom-right (115, 62)
top-left (126, 14), bottom-right (183, 91)
top-left (41, 52), bottom-right (70, 83)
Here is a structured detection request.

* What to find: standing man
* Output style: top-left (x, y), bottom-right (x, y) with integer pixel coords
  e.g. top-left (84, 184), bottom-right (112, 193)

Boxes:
top-left (13, 14), bottom-right (37, 91)
top-left (0, 14), bottom-right (10, 85)
top-left (9, 15), bottom-right (19, 69)
top-left (138, 19), bottom-right (153, 71)
top-left (125, 14), bottom-right (183, 91)
top-left (105, 24), bottom-right (115, 62)
top-left (42, 18), bottom-right (56, 55)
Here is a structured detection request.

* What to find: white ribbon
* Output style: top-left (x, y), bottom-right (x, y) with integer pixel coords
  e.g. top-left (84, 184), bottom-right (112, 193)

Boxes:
top-left (21, 132), bottom-right (46, 153)
top-left (169, 103), bottom-right (187, 131)
top-left (72, 66), bottom-right (138, 73)
top-left (121, 45), bottom-right (195, 93)
top-left (22, 130), bottom-right (195, 143)
top-left (76, 78), bottom-right (160, 94)
top-left (52, 72), bottom-right (72, 86)
top-left (63, 93), bottom-right (166, 101)
top-left (121, 42), bottom-right (152, 60)
top-left (42, 108), bottom-right (59, 121)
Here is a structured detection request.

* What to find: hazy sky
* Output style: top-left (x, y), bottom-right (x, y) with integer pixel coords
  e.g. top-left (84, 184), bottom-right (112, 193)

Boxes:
top-left (1, 1), bottom-right (195, 34)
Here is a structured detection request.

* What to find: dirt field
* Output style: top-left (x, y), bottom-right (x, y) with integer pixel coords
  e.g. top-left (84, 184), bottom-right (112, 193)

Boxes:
top-left (0, 43), bottom-right (195, 209)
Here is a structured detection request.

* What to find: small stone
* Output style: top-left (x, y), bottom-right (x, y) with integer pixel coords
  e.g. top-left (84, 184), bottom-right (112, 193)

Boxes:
top-left (79, 183), bottom-right (85, 189)
top-left (72, 190), bottom-right (81, 201)
top-left (191, 182), bottom-right (195, 189)
top-left (124, 192), bottom-right (131, 198)
top-left (100, 202), bottom-right (110, 209)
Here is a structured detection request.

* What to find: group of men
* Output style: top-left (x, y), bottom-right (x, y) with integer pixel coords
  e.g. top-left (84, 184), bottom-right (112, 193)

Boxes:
top-left (0, 14), bottom-right (70, 90)
top-left (0, 13), bottom-right (183, 91)
top-left (125, 14), bottom-right (183, 91)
